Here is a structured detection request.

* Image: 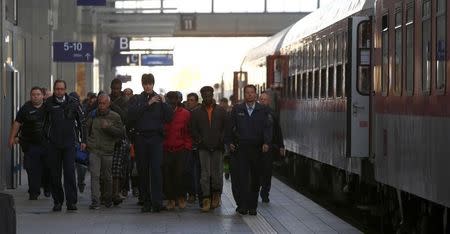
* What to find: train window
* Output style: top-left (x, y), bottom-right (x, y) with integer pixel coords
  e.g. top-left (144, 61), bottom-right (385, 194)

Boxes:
top-left (307, 72), bottom-right (313, 99)
top-left (328, 66), bottom-right (334, 98)
top-left (315, 42), bottom-right (320, 70)
top-left (321, 39), bottom-right (327, 68)
top-left (422, 0), bottom-right (431, 94)
top-left (343, 32), bottom-right (348, 97)
top-left (328, 36), bottom-right (334, 66)
top-left (321, 69), bottom-right (327, 98)
top-left (357, 20), bottom-right (372, 95)
top-left (314, 70), bottom-right (320, 98)
top-left (405, 3), bottom-right (414, 95)
top-left (394, 10), bottom-right (402, 95)
top-left (302, 73), bottom-right (308, 99)
top-left (297, 75), bottom-right (302, 98)
top-left (436, 0), bottom-right (446, 93)
top-left (309, 44), bottom-right (314, 70)
top-left (337, 33), bottom-right (342, 64)
top-left (291, 75), bottom-right (296, 98)
top-left (382, 14), bottom-right (389, 95)
top-left (336, 65), bottom-right (343, 97)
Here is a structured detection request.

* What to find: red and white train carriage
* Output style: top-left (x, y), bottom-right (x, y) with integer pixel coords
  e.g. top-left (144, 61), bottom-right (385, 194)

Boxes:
top-left (238, 0), bottom-right (450, 232)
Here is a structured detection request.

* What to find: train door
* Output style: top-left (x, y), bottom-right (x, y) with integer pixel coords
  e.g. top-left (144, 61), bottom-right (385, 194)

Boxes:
top-left (346, 17), bottom-right (372, 158)
top-left (266, 55), bottom-right (288, 114)
top-left (2, 64), bottom-right (21, 188)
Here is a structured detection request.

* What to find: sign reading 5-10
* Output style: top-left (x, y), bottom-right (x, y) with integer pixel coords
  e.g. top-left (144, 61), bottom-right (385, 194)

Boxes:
top-left (53, 42), bottom-right (94, 63)
top-left (64, 42), bottom-right (83, 51)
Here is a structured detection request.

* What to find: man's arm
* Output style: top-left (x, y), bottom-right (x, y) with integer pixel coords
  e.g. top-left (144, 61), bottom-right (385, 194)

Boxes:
top-left (8, 121), bottom-right (21, 148)
top-left (75, 101), bottom-right (87, 150)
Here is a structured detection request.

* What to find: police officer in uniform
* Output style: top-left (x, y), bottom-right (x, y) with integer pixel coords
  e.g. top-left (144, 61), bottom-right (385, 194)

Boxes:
top-left (43, 80), bottom-right (86, 211)
top-left (226, 84), bottom-right (272, 216)
top-left (8, 87), bottom-right (48, 200)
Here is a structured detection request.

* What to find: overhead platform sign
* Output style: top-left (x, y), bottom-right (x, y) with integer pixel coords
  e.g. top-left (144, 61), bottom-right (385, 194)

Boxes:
top-left (141, 54), bottom-right (173, 66)
top-left (112, 54), bottom-right (139, 67)
top-left (77, 0), bottom-right (106, 6)
top-left (53, 42), bottom-right (94, 62)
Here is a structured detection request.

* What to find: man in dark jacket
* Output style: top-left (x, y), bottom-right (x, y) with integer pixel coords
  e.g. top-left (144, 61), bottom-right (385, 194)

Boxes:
top-left (128, 73), bottom-right (173, 212)
top-left (225, 84), bottom-right (272, 216)
top-left (190, 86), bottom-right (228, 212)
top-left (8, 87), bottom-right (48, 200)
top-left (258, 91), bottom-right (285, 203)
top-left (43, 80), bottom-right (86, 212)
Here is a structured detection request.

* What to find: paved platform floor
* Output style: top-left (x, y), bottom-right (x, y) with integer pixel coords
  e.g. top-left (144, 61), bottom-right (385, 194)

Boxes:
top-left (7, 172), bottom-right (362, 234)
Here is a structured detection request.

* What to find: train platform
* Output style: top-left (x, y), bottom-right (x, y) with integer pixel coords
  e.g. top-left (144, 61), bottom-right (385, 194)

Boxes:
top-left (6, 173), bottom-right (361, 234)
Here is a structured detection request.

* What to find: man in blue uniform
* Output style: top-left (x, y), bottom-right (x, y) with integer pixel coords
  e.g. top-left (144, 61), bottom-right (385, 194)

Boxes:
top-left (128, 73), bottom-right (173, 212)
top-left (226, 85), bottom-right (272, 216)
top-left (43, 80), bottom-right (86, 211)
top-left (8, 87), bottom-right (48, 200)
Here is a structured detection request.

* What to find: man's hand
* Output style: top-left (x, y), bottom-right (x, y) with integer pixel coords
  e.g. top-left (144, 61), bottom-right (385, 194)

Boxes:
top-left (159, 95), bottom-right (166, 103)
top-left (148, 95), bottom-right (161, 106)
top-left (280, 148), bottom-right (285, 157)
top-left (229, 143), bottom-right (236, 152)
top-left (80, 143), bottom-right (87, 151)
top-left (8, 137), bottom-right (16, 148)
top-left (262, 144), bottom-right (269, 153)
top-left (100, 119), bottom-right (111, 128)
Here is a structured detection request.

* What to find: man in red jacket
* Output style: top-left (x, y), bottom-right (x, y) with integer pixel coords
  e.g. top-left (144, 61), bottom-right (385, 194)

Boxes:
top-left (163, 91), bottom-right (192, 210)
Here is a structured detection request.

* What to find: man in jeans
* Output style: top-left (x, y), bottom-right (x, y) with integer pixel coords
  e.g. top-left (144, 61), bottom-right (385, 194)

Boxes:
top-left (86, 94), bottom-right (124, 209)
top-left (190, 86), bottom-right (227, 212)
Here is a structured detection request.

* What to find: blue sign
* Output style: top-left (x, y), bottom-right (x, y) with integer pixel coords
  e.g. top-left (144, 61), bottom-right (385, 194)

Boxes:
top-left (113, 37), bottom-right (131, 52)
top-left (77, 0), bottom-right (106, 6)
top-left (112, 54), bottom-right (139, 67)
top-left (141, 54), bottom-right (173, 66)
top-left (53, 42), bottom-right (94, 62)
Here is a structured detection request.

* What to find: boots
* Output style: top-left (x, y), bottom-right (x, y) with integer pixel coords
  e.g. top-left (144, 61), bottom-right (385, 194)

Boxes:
top-left (166, 200), bottom-right (176, 211)
top-left (211, 193), bottom-right (221, 209)
top-left (201, 198), bottom-right (211, 212)
top-left (178, 197), bottom-right (186, 209)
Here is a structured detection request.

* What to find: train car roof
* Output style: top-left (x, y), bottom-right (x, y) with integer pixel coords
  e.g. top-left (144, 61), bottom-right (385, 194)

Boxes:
top-left (281, 0), bottom-right (374, 50)
top-left (243, 26), bottom-right (293, 66)
top-left (243, 0), bottom-right (374, 66)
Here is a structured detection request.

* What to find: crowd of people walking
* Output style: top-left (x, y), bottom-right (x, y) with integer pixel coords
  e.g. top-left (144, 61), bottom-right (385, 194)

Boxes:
top-left (8, 73), bottom-right (284, 216)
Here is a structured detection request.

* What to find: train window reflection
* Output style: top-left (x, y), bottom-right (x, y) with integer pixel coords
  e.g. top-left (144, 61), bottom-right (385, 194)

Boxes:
top-left (422, 0), bottom-right (431, 94)
top-left (394, 10), bottom-right (402, 95)
top-left (406, 4), bottom-right (414, 95)
top-left (358, 67), bottom-right (370, 95)
top-left (436, 0), bottom-right (446, 93)
top-left (381, 14), bottom-right (389, 95)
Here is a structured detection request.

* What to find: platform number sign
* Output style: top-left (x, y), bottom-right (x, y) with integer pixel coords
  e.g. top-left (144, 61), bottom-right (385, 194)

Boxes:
top-left (181, 14), bottom-right (196, 31)
top-left (53, 42), bottom-right (94, 63)
top-left (77, 0), bottom-right (106, 6)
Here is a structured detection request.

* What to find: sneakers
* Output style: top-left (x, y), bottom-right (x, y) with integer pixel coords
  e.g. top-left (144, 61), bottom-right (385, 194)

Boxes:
top-left (248, 209), bottom-right (257, 216)
top-left (89, 203), bottom-right (100, 210)
top-left (187, 194), bottom-right (196, 203)
top-left (132, 187), bottom-right (139, 197)
top-left (261, 196), bottom-right (270, 203)
top-left (166, 200), bottom-right (176, 211)
top-left (178, 197), bottom-right (186, 209)
top-left (201, 198), bottom-right (211, 212)
top-left (67, 204), bottom-right (78, 211)
top-left (78, 184), bottom-right (85, 193)
top-left (52, 203), bottom-right (62, 212)
top-left (211, 193), bottom-right (221, 209)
